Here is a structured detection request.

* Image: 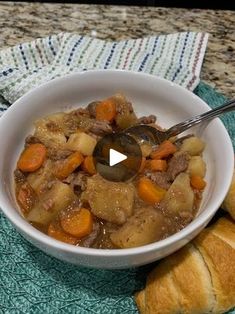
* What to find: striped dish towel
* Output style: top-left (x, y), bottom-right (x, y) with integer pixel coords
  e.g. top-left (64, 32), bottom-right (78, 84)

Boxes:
top-left (0, 31), bottom-right (208, 115)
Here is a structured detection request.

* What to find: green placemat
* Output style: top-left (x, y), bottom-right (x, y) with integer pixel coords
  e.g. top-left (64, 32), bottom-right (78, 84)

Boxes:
top-left (0, 82), bottom-right (234, 314)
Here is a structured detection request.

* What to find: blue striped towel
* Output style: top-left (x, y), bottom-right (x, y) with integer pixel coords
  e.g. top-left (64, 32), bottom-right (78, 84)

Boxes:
top-left (0, 31), bottom-right (208, 114)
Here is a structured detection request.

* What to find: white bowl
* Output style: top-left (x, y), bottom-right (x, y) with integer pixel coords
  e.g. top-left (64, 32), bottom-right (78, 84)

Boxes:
top-left (0, 70), bottom-right (233, 269)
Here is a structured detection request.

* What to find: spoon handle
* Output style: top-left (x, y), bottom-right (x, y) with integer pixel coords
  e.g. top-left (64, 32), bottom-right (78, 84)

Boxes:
top-left (166, 98), bottom-right (235, 138)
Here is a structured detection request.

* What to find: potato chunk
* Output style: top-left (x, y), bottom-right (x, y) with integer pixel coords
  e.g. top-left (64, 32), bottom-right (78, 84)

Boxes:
top-left (27, 181), bottom-right (76, 225)
top-left (66, 132), bottom-right (97, 156)
top-left (187, 156), bottom-right (206, 178)
top-left (115, 113), bottom-right (138, 129)
top-left (27, 160), bottom-right (54, 195)
top-left (140, 143), bottom-right (152, 157)
top-left (180, 136), bottom-right (205, 156)
top-left (44, 112), bottom-right (66, 125)
top-left (34, 118), bottom-right (66, 148)
top-left (162, 173), bottom-right (194, 214)
top-left (81, 174), bottom-right (134, 224)
top-left (111, 208), bottom-right (166, 248)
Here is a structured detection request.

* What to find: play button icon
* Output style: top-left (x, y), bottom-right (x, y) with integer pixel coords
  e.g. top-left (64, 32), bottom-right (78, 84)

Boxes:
top-left (109, 149), bottom-right (127, 166)
top-left (93, 133), bottom-right (142, 182)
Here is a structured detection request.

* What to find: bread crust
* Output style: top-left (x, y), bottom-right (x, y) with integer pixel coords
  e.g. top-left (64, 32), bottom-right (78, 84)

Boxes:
top-left (135, 218), bottom-right (235, 314)
top-left (145, 259), bottom-right (180, 314)
top-left (135, 290), bottom-right (146, 314)
top-left (210, 217), bottom-right (235, 249)
top-left (136, 244), bottom-right (215, 314)
top-left (193, 219), bottom-right (235, 313)
top-left (169, 244), bottom-right (215, 313)
top-left (145, 261), bottom-right (180, 314)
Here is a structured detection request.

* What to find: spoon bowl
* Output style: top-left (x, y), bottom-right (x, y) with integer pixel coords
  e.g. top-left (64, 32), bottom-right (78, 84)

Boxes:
top-left (126, 98), bottom-right (235, 145)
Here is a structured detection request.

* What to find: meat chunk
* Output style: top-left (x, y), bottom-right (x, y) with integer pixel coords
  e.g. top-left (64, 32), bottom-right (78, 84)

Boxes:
top-left (167, 152), bottom-right (190, 181)
top-left (74, 107), bottom-right (90, 118)
top-left (62, 113), bottom-right (81, 136)
top-left (81, 174), bottom-right (135, 225)
top-left (145, 171), bottom-right (171, 190)
top-left (145, 152), bottom-right (190, 188)
top-left (89, 120), bottom-right (113, 135)
top-left (25, 135), bottom-right (42, 146)
top-left (47, 147), bottom-right (72, 161)
top-left (138, 115), bottom-right (157, 124)
top-left (65, 111), bottom-right (113, 136)
top-left (86, 101), bottom-right (100, 118)
top-left (14, 169), bottom-right (26, 184)
top-left (63, 172), bottom-right (88, 195)
top-left (45, 121), bottom-right (62, 132)
top-left (16, 182), bottom-right (36, 214)
top-left (72, 172), bottom-right (88, 191)
top-left (64, 112), bottom-right (101, 136)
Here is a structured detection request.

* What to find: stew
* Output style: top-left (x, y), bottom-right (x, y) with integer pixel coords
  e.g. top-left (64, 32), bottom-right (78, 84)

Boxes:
top-left (14, 94), bottom-right (207, 249)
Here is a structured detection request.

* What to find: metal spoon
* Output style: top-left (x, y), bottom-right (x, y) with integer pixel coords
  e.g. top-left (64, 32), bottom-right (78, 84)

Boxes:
top-left (125, 98), bottom-right (235, 145)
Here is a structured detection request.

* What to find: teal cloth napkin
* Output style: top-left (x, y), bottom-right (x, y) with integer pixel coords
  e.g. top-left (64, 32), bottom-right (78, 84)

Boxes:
top-left (0, 32), bottom-right (234, 314)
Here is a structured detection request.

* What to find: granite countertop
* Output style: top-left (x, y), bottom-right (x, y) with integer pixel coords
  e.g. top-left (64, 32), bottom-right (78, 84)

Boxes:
top-left (0, 2), bottom-right (234, 98)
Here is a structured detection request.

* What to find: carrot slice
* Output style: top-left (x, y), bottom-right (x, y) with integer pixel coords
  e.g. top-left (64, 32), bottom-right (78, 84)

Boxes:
top-left (60, 208), bottom-right (93, 238)
top-left (95, 98), bottom-right (116, 122)
top-left (17, 143), bottom-right (46, 172)
top-left (138, 177), bottom-right (166, 205)
top-left (82, 156), bottom-right (97, 175)
top-left (150, 140), bottom-right (177, 160)
top-left (48, 221), bottom-right (78, 245)
top-left (190, 175), bottom-right (206, 190)
top-left (55, 152), bottom-right (84, 180)
top-left (150, 159), bottom-right (167, 172)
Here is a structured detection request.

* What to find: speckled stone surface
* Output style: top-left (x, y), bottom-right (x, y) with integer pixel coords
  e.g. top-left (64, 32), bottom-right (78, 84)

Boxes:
top-left (0, 2), bottom-right (234, 97)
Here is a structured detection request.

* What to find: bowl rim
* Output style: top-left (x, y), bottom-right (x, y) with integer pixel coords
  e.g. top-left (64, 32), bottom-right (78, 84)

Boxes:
top-left (0, 69), bottom-right (234, 258)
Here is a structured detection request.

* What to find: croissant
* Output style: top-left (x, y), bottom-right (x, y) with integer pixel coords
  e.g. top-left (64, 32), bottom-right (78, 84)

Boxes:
top-left (135, 217), bottom-right (235, 314)
top-left (222, 168), bottom-right (235, 220)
